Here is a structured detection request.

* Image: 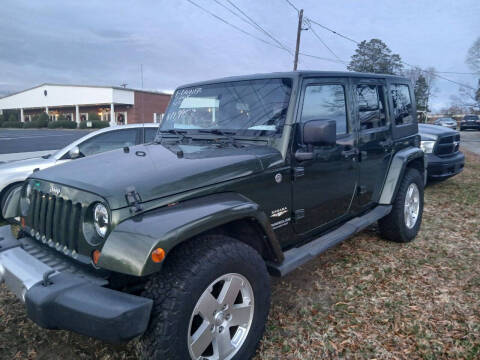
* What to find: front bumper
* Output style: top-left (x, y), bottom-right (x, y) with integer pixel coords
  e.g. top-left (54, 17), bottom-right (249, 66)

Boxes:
top-left (426, 151), bottom-right (465, 180)
top-left (460, 122), bottom-right (480, 130)
top-left (0, 226), bottom-right (153, 343)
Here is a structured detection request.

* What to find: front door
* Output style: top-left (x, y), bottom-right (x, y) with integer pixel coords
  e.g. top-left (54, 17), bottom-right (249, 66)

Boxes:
top-left (352, 79), bottom-right (393, 210)
top-left (292, 78), bottom-right (358, 235)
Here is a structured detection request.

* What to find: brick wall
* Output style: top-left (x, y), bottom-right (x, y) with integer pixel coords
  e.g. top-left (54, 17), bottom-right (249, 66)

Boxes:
top-left (126, 91), bottom-right (171, 124)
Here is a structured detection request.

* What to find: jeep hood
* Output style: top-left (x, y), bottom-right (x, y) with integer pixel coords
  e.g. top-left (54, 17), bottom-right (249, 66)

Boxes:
top-left (31, 142), bottom-right (282, 209)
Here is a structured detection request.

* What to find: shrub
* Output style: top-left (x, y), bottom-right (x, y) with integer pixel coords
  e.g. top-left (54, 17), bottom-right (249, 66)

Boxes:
top-left (79, 121), bottom-right (87, 129)
top-left (1, 121), bottom-right (23, 128)
top-left (24, 113), bottom-right (49, 128)
top-left (8, 113), bottom-right (18, 122)
top-left (91, 120), bottom-right (109, 128)
top-left (38, 113), bottom-right (49, 123)
top-left (47, 120), bottom-right (77, 129)
top-left (88, 112), bottom-right (100, 121)
top-left (23, 121), bottom-right (40, 128)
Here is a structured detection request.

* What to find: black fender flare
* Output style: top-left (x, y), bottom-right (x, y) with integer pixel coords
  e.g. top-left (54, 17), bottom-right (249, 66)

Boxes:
top-left (379, 147), bottom-right (425, 205)
top-left (98, 193), bottom-right (283, 276)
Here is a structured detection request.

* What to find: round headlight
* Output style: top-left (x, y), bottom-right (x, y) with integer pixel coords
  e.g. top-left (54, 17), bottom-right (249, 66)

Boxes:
top-left (93, 203), bottom-right (109, 238)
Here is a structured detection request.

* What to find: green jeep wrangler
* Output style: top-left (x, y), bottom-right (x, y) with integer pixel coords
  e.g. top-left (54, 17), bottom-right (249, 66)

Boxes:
top-left (1, 71), bottom-right (425, 360)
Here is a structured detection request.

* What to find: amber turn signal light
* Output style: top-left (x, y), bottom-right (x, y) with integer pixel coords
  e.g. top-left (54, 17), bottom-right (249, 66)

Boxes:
top-left (151, 248), bottom-right (166, 263)
top-left (92, 249), bottom-right (101, 265)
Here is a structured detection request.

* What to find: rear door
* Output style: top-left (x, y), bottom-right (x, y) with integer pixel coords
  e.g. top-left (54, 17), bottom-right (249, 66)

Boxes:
top-left (352, 79), bottom-right (393, 210)
top-left (291, 77), bottom-right (358, 236)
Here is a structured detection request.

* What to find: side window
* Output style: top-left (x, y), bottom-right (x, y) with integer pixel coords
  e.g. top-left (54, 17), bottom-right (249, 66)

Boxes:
top-left (144, 128), bottom-right (158, 143)
top-left (301, 84), bottom-right (347, 135)
top-left (78, 129), bottom-right (138, 157)
top-left (356, 84), bottom-right (387, 130)
top-left (391, 84), bottom-right (413, 125)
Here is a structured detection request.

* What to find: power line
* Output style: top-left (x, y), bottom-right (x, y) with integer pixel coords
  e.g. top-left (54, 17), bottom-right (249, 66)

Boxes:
top-left (186, 0), bottom-right (288, 52)
top-left (435, 71), bottom-right (479, 75)
top-left (212, 0), bottom-right (258, 30)
top-left (225, 0), bottom-right (294, 55)
top-left (187, 0), bottom-right (339, 67)
top-left (401, 62), bottom-right (476, 90)
top-left (306, 18), bottom-right (359, 45)
top-left (304, 19), bottom-right (346, 64)
top-left (298, 52), bottom-right (346, 64)
top-left (285, 1), bottom-right (476, 89)
top-left (283, 0), bottom-right (299, 13)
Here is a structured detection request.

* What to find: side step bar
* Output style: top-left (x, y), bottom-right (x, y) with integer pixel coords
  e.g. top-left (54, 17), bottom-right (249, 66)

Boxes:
top-left (267, 205), bottom-right (392, 277)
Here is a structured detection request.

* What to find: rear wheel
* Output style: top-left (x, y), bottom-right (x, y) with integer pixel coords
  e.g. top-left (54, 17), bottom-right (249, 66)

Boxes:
top-left (137, 235), bottom-right (270, 360)
top-left (379, 168), bottom-right (424, 243)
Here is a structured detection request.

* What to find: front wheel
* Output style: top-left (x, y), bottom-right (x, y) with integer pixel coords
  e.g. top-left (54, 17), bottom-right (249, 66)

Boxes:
top-left (137, 235), bottom-right (271, 360)
top-left (379, 168), bottom-right (424, 243)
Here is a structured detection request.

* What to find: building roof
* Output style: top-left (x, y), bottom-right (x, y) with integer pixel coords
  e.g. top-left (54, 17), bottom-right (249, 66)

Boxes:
top-left (0, 83), bottom-right (170, 100)
top-left (0, 83), bottom-right (170, 110)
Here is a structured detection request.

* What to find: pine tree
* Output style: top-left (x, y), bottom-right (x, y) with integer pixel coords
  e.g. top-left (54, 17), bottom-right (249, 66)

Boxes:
top-left (348, 39), bottom-right (403, 75)
top-left (414, 75), bottom-right (429, 111)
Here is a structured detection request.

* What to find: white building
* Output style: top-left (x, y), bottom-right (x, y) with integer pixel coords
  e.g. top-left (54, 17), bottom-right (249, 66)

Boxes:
top-left (0, 83), bottom-right (171, 125)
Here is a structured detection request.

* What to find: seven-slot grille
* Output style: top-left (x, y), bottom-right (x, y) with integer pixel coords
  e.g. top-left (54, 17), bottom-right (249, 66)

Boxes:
top-left (26, 189), bottom-right (83, 254)
top-left (435, 133), bottom-right (460, 156)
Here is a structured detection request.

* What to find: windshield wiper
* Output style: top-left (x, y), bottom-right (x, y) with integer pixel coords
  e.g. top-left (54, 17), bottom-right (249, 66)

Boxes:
top-left (197, 129), bottom-right (242, 147)
top-left (156, 129), bottom-right (189, 142)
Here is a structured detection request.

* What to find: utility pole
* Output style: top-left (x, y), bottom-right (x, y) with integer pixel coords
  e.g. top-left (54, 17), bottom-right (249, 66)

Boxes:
top-left (140, 64), bottom-right (144, 89)
top-left (293, 9), bottom-right (304, 71)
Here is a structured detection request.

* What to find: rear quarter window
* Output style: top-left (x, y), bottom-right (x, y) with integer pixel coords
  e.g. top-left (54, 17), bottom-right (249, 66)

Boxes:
top-left (391, 84), bottom-right (414, 126)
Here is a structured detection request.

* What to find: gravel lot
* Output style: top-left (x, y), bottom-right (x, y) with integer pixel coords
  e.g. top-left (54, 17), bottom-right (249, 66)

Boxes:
top-left (1, 152), bottom-right (479, 359)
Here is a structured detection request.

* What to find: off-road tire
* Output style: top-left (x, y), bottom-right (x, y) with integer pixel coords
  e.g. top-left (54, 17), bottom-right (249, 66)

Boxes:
top-left (379, 168), bottom-right (424, 243)
top-left (136, 234), bottom-right (271, 360)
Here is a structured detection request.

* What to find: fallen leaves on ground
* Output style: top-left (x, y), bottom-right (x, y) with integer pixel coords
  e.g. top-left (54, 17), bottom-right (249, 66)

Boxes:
top-left (1, 153), bottom-right (479, 360)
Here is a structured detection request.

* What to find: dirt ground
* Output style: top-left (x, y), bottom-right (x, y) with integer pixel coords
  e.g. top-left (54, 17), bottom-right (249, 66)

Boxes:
top-left (1, 152), bottom-right (479, 360)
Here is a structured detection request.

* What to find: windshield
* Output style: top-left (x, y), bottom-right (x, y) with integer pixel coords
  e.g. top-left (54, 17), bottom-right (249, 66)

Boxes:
top-left (464, 115), bottom-right (479, 120)
top-left (160, 78), bottom-right (292, 137)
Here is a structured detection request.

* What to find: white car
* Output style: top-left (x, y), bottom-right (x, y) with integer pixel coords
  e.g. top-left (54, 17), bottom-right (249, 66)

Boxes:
top-left (0, 124), bottom-right (159, 214)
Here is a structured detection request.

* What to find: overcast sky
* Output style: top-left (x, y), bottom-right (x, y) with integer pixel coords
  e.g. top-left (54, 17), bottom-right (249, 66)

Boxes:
top-left (1, 0), bottom-right (478, 110)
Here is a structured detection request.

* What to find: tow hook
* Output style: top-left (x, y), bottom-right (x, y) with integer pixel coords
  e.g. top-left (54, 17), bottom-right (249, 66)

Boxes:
top-left (42, 270), bottom-right (56, 287)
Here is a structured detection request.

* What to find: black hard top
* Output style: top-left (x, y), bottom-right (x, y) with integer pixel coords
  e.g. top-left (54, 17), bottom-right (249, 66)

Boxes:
top-left (181, 71), bottom-right (409, 88)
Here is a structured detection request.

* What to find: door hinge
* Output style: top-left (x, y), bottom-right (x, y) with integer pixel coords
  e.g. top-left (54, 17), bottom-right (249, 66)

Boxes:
top-left (125, 186), bottom-right (143, 213)
top-left (292, 167), bottom-right (305, 180)
top-left (293, 209), bottom-right (305, 222)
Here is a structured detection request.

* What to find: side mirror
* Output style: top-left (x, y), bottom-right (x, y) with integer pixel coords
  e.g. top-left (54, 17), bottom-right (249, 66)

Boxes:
top-left (303, 119), bottom-right (336, 147)
top-left (68, 146), bottom-right (82, 159)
